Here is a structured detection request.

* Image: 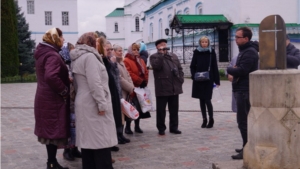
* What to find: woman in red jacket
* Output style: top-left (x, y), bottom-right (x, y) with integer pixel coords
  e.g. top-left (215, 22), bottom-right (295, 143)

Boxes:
top-left (34, 28), bottom-right (70, 169)
top-left (123, 43), bottom-right (150, 134)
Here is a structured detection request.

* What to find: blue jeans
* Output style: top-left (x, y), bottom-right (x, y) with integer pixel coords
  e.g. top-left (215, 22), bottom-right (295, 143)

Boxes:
top-left (234, 91), bottom-right (250, 147)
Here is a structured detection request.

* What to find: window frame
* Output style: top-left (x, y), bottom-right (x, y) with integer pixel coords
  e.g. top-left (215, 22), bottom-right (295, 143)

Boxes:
top-left (27, 0), bottom-right (34, 14)
top-left (45, 11), bottom-right (52, 25)
top-left (62, 11), bottom-right (69, 26)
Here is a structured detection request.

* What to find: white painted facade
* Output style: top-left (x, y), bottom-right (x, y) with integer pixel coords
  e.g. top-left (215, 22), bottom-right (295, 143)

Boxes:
top-left (17, 0), bottom-right (79, 46)
top-left (106, 0), bottom-right (300, 60)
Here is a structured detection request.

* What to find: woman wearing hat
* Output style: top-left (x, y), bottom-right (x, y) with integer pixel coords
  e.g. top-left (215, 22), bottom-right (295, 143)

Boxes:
top-left (34, 28), bottom-right (70, 169)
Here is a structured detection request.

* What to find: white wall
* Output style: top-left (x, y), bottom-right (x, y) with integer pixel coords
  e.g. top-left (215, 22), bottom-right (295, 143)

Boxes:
top-left (18, 0), bottom-right (78, 45)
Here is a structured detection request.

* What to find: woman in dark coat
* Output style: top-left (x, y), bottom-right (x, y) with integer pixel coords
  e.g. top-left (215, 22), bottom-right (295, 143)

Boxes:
top-left (190, 36), bottom-right (220, 128)
top-left (34, 27), bottom-right (70, 169)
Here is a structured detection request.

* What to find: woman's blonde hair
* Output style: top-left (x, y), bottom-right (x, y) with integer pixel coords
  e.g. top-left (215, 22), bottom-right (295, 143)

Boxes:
top-left (96, 37), bottom-right (106, 56)
top-left (199, 36), bottom-right (210, 47)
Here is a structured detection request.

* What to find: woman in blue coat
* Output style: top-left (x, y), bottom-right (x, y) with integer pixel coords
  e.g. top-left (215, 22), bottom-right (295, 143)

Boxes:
top-left (190, 36), bottom-right (220, 128)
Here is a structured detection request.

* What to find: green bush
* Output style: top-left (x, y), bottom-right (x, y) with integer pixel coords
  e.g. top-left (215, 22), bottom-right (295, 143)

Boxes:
top-left (1, 74), bottom-right (37, 83)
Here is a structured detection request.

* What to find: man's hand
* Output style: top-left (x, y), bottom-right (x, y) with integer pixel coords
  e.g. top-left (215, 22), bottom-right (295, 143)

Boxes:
top-left (98, 111), bottom-right (105, 115)
top-left (228, 74), bottom-right (233, 82)
top-left (110, 56), bottom-right (116, 63)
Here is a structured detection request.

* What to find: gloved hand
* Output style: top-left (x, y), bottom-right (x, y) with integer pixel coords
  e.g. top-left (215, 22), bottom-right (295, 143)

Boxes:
top-left (140, 80), bottom-right (147, 88)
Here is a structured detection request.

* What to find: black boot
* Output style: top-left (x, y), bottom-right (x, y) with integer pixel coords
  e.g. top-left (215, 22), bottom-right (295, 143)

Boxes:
top-left (120, 125), bottom-right (130, 143)
top-left (125, 120), bottom-right (133, 134)
top-left (134, 118), bottom-right (143, 133)
top-left (71, 147), bottom-right (82, 158)
top-left (63, 148), bottom-right (74, 161)
top-left (117, 127), bottom-right (126, 144)
top-left (206, 118), bottom-right (214, 128)
top-left (201, 118), bottom-right (207, 128)
top-left (47, 161), bottom-right (69, 169)
top-left (111, 146), bottom-right (119, 152)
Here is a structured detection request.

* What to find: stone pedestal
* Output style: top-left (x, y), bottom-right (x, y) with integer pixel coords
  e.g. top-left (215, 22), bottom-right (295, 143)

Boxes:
top-left (244, 69), bottom-right (300, 169)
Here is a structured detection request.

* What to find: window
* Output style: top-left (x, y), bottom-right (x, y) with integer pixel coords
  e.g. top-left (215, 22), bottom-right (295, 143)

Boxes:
top-left (135, 17), bottom-right (140, 31)
top-left (115, 23), bottom-right (118, 32)
top-left (158, 19), bottom-right (163, 38)
top-left (45, 11), bottom-right (52, 25)
top-left (62, 12), bottom-right (69, 25)
top-left (196, 2), bottom-right (203, 14)
top-left (149, 23), bottom-right (153, 41)
top-left (27, 0), bottom-right (34, 14)
top-left (184, 8), bottom-right (189, 14)
top-left (177, 10), bottom-right (182, 14)
top-left (168, 14), bottom-right (172, 27)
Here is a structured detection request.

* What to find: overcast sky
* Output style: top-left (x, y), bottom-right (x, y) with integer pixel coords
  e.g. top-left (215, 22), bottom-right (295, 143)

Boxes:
top-left (78, 0), bottom-right (124, 36)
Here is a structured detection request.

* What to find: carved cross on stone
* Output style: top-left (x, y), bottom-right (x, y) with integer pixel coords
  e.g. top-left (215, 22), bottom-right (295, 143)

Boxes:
top-left (259, 15), bottom-right (286, 69)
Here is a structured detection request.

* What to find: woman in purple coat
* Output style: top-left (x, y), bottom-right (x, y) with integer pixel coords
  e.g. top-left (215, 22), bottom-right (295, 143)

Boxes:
top-left (34, 27), bottom-right (70, 169)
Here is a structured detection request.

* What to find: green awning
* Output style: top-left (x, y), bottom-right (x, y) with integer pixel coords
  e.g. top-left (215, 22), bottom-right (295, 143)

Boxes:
top-left (106, 8), bottom-right (124, 17)
top-left (170, 14), bottom-right (232, 29)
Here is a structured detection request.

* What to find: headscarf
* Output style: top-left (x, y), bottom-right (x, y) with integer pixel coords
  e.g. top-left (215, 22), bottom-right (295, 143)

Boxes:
top-left (128, 44), bottom-right (145, 75)
top-left (59, 42), bottom-right (70, 62)
top-left (42, 27), bottom-right (63, 48)
top-left (139, 42), bottom-right (147, 52)
top-left (77, 32), bottom-right (98, 48)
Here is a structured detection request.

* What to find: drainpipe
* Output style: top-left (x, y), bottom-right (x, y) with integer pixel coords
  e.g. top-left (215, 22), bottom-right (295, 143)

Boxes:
top-left (298, 0), bottom-right (300, 23)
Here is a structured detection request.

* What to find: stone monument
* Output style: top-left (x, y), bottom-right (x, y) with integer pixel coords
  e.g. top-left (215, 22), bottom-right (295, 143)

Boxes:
top-left (243, 15), bottom-right (300, 169)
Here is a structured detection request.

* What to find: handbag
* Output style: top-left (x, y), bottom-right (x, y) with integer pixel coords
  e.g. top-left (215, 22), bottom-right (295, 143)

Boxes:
top-left (194, 54), bottom-right (211, 81)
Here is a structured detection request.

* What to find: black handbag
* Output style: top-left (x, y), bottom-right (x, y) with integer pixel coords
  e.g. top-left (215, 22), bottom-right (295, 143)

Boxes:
top-left (194, 54), bottom-right (211, 81)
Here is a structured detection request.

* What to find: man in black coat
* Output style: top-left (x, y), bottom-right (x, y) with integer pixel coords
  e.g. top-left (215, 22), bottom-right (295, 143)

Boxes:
top-left (150, 39), bottom-right (184, 135)
top-left (286, 35), bottom-right (300, 69)
top-left (227, 27), bottom-right (259, 160)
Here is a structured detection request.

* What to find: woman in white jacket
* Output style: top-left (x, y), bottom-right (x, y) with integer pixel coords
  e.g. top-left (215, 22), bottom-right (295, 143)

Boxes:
top-left (70, 32), bottom-right (117, 169)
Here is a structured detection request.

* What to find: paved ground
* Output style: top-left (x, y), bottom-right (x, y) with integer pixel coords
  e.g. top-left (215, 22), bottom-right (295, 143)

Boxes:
top-left (1, 71), bottom-right (243, 169)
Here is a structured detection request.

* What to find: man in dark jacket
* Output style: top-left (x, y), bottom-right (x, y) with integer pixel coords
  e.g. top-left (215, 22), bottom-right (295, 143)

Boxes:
top-left (227, 27), bottom-right (259, 160)
top-left (150, 39), bottom-right (184, 135)
top-left (286, 35), bottom-right (300, 69)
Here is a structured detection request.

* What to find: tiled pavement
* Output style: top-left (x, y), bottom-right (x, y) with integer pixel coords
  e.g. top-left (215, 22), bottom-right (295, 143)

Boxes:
top-left (1, 71), bottom-right (243, 169)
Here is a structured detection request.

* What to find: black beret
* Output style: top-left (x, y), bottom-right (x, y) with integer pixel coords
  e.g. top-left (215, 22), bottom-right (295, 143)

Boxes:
top-left (155, 39), bottom-right (167, 46)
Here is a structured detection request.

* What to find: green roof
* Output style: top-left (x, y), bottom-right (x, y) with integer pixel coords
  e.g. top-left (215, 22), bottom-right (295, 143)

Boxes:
top-left (106, 8), bottom-right (124, 17)
top-left (170, 14), bottom-right (232, 29)
top-left (232, 23), bottom-right (300, 28)
top-left (176, 15), bottom-right (229, 24)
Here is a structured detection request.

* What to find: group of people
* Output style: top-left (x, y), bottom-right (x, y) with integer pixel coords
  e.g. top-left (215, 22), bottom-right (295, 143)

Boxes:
top-left (33, 26), bottom-right (300, 169)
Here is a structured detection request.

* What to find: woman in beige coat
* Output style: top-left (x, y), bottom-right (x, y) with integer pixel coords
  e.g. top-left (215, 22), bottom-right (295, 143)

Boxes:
top-left (114, 44), bottom-right (134, 141)
top-left (70, 32), bottom-right (117, 169)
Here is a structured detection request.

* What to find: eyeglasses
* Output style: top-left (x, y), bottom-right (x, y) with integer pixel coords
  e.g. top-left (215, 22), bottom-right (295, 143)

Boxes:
top-left (235, 36), bottom-right (244, 39)
top-left (106, 48), bottom-right (113, 51)
top-left (158, 49), bottom-right (164, 51)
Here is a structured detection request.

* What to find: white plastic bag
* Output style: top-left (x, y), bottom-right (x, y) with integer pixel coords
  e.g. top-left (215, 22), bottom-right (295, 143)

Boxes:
top-left (134, 87), bottom-right (152, 113)
top-left (120, 98), bottom-right (139, 120)
top-left (212, 85), bottom-right (223, 103)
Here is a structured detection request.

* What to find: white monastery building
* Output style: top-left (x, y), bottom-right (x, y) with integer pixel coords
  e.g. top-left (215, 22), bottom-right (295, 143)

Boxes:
top-left (17, 0), bottom-right (78, 45)
top-left (106, 0), bottom-right (300, 66)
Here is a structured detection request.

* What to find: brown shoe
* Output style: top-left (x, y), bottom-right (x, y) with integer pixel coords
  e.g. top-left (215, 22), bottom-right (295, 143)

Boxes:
top-left (112, 158), bottom-right (115, 163)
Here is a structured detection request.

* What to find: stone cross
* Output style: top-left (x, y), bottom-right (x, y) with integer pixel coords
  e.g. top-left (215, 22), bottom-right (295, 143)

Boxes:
top-left (259, 15), bottom-right (286, 69)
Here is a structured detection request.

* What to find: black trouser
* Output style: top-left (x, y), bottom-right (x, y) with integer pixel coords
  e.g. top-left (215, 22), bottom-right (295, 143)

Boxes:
top-left (81, 148), bottom-right (113, 169)
top-left (234, 91), bottom-right (250, 147)
top-left (199, 99), bottom-right (213, 119)
top-left (156, 95), bottom-right (179, 132)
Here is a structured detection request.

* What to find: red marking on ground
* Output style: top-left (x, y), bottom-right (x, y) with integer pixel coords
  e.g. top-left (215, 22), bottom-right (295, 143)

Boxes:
top-left (226, 120), bottom-right (233, 123)
top-left (209, 136), bottom-right (218, 140)
top-left (22, 128), bottom-right (32, 131)
top-left (139, 144), bottom-right (150, 148)
top-left (4, 149), bottom-right (17, 154)
top-left (182, 161), bottom-right (195, 166)
top-left (9, 118), bottom-right (18, 123)
top-left (197, 147), bottom-right (210, 151)
top-left (117, 157), bottom-right (130, 161)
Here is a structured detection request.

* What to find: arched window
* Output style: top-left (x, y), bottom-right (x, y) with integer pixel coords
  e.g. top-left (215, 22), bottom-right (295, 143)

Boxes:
top-left (168, 14), bottom-right (172, 27)
top-left (135, 17), bottom-right (140, 31)
top-left (114, 23), bottom-right (118, 32)
top-left (195, 2), bottom-right (203, 14)
top-left (158, 19), bottom-right (163, 39)
top-left (149, 23), bottom-right (153, 41)
top-left (184, 8), bottom-right (189, 14)
top-left (177, 10), bottom-right (182, 14)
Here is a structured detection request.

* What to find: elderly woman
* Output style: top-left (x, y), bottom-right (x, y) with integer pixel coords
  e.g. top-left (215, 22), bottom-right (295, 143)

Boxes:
top-left (123, 43), bottom-right (151, 134)
top-left (113, 44), bottom-right (133, 142)
top-left (34, 27), bottom-right (70, 169)
top-left (70, 32), bottom-right (117, 169)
